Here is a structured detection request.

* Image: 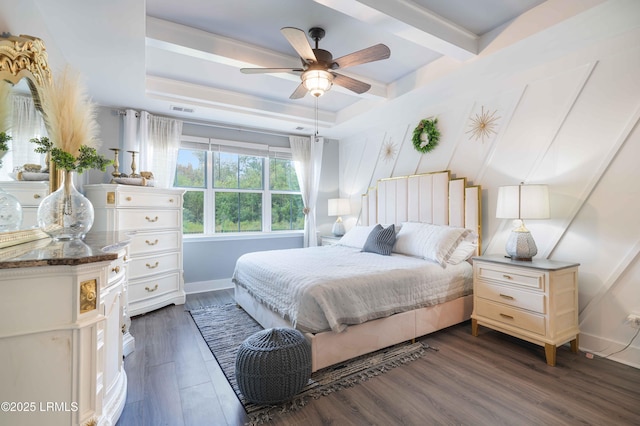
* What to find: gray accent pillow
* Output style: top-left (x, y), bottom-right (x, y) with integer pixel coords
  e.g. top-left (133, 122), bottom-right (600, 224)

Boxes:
top-left (362, 224), bottom-right (396, 256)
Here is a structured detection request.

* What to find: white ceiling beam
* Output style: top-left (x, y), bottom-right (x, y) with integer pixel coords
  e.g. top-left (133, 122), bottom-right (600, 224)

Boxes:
top-left (146, 17), bottom-right (388, 99)
top-left (146, 76), bottom-right (336, 127)
top-left (312, 0), bottom-right (478, 61)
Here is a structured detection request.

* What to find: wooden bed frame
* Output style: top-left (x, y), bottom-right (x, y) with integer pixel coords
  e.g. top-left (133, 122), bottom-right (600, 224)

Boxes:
top-left (235, 170), bottom-right (482, 372)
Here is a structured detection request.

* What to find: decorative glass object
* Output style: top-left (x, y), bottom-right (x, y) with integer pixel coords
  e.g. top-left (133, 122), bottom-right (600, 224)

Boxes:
top-left (0, 187), bottom-right (22, 232)
top-left (37, 170), bottom-right (94, 240)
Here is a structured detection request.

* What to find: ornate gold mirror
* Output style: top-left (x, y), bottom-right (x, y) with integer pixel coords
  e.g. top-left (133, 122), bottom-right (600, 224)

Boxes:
top-left (0, 34), bottom-right (53, 247)
top-left (0, 34), bottom-right (52, 96)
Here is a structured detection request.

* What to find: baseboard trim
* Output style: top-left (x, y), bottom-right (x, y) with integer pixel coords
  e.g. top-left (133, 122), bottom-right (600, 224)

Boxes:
top-left (185, 278), bottom-right (233, 294)
top-left (580, 332), bottom-right (640, 369)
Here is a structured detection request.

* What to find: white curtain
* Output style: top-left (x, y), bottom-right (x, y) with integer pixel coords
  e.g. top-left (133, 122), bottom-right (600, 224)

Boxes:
top-left (139, 111), bottom-right (183, 188)
top-left (118, 108), bottom-right (139, 179)
top-left (290, 135), bottom-right (324, 247)
top-left (0, 95), bottom-right (46, 180)
top-left (121, 110), bottom-right (182, 188)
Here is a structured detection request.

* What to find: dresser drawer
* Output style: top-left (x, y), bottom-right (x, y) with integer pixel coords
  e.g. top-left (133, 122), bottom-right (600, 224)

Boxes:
top-left (476, 263), bottom-right (545, 290)
top-left (129, 272), bottom-right (181, 301)
top-left (107, 255), bottom-right (127, 284)
top-left (130, 230), bottom-right (181, 255)
top-left (2, 186), bottom-right (48, 207)
top-left (117, 191), bottom-right (182, 209)
top-left (475, 299), bottom-right (545, 335)
top-left (128, 251), bottom-right (180, 280)
top-left (117, 209), bottom-right (181, 231)
top-left (475, 280), bottom-right (546, 314)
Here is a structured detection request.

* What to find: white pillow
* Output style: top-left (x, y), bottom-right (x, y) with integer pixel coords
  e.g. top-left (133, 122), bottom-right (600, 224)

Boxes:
top-left (336, 225), bottom-right (377, 249)
top-left (393, 222), bottom-right (472, 266)
top-left (447, 240), bottom-right (478, 265)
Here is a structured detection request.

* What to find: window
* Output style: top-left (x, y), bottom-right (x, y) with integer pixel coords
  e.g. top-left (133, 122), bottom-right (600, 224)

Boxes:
top-left (174, 137), bottom-right (303, 235)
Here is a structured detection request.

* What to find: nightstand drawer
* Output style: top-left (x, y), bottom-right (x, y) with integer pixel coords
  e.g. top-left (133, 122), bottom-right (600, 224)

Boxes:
top-left (475, 280), bottom-right (546, 314)
top-left (475, 299), bottom-right (545, 335)
top-left (476, 264), bottom-right (545, 290)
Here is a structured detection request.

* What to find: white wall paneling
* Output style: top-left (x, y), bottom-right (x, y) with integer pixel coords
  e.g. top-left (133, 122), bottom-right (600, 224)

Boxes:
top-left (338, 3), bottom-right (640, 367)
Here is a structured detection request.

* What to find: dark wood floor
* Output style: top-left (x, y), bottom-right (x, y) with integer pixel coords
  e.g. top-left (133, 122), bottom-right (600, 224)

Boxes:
top-left (116, 290), bottom-right (640, 426)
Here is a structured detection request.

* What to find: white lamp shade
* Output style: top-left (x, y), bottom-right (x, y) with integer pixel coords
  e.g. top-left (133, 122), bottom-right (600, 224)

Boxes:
top-left (496, 184), bottom-right (549, 220)
top-left (328, 198), bottom-right (350, 216)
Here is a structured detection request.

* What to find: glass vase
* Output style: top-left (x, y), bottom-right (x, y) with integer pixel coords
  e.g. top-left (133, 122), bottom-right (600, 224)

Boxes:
top-left (0, 186), bottom-right (22, 232)
top-left (37, 170), bottom-right (94, 240)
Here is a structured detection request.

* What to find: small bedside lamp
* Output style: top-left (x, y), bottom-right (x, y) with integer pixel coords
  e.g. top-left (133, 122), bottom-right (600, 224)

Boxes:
top-left (496, 183), bottom-right (549, 261)
top-left (328, 198), bottom-right (350, 236)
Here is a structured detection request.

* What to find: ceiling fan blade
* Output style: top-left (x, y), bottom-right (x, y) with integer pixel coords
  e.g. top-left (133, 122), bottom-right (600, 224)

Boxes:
top-left (333, 44), bottom-right (390, 69)
top-left (332, 73), bottom-right (371, 94)
top-left (289, 83), bottom-right (308, 99)
top-left (281, 27), bottom-right (317, 64)
top-left (240, 67), bottom-right (303, 74)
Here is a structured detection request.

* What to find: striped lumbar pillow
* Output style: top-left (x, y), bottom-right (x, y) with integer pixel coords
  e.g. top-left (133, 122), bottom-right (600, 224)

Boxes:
top-left (361, 224), bottom-right (396, 256)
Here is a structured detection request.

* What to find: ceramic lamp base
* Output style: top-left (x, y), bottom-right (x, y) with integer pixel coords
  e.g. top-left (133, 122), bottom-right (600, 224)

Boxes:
top-left (332, 218), bottom-right (345, 237)
top-left (505, 229), bottom-right (537, 261)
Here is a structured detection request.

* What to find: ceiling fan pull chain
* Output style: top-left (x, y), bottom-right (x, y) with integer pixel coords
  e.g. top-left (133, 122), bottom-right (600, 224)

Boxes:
top-left (315, 96), bottom-right (319, 140)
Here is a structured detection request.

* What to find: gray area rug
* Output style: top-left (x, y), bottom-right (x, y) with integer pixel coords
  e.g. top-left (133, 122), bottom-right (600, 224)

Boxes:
top-left (189, 303), bottom-right (427, 425)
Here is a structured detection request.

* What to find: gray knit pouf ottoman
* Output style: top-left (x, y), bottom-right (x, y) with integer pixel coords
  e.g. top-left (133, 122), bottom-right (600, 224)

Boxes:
top-left (235, 327), bottom-right (311, 405)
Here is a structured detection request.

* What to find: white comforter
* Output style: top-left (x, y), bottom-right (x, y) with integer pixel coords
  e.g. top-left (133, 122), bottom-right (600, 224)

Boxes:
top-left (232, 245), bottom-right (472, 334)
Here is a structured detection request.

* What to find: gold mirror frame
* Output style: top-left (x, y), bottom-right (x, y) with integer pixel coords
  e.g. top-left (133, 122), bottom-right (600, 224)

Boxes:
top-left (0, 34), bottom-right (53, 247)
top-left (0, 34), bottom-right (52, 112)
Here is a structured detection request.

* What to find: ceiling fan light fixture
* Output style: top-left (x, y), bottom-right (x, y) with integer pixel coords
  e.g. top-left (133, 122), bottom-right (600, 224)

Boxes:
top-left (302, 69), bottom-right (333, 97)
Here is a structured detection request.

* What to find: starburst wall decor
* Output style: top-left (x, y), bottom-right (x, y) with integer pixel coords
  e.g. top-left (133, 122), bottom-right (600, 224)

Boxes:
top-left (466, 106), bottom-right (500, 143)
top-left (380, 139), bottom-right (398, 163)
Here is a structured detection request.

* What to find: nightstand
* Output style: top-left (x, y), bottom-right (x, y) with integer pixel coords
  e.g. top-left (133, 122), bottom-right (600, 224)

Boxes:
top-left (320, 235), bottom-right (341, 246)
top-left (471, 255), bottom-right (580, 366)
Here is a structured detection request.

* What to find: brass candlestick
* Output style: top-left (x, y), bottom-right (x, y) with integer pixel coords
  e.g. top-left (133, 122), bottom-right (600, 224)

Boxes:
top-left (109, 148), bottom-right (121, 177)
top-left (127, 150), bottom-right (140, 178)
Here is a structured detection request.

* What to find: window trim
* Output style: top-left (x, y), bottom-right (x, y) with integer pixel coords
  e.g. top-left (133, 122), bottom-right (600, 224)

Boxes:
top-left (175, 136), bottom-right (303, 236)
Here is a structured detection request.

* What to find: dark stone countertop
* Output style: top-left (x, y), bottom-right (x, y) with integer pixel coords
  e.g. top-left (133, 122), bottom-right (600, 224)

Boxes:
top-left (0, 231), bottom-right (131, 269)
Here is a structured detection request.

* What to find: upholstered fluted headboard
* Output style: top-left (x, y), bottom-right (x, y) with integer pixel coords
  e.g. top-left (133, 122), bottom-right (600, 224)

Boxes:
top-left (361, 171), bottom-right (482, 252)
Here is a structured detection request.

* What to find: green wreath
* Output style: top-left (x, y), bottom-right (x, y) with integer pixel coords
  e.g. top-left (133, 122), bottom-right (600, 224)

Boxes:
top-left (412, 118), bottom-right (440, 154)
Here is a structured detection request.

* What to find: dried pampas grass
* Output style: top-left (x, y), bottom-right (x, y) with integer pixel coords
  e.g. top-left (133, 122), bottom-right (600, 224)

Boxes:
top-left (0, 81), bottom-right (11, 133)
top-left (40, 66), bottom-right (100, 156)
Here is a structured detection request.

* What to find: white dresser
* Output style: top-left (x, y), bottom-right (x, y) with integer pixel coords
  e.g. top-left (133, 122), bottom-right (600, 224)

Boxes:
top-left (0, 236), bottom-right (129, 426)
top-left (0, 181), bottom-right (49, 228)
top-left (85, 184), bottom-right (186, 316)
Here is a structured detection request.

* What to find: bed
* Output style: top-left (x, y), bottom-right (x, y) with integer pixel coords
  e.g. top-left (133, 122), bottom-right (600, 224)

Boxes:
top-left (234, 171), bottom-right (482, 372)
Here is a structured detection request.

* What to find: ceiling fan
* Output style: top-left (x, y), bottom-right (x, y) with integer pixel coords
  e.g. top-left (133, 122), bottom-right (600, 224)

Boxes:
top-left (240, 27), bottom-right (391, 99)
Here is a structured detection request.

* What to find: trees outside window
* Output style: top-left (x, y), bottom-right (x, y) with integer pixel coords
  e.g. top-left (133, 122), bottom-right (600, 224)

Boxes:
top-left (174, 144), bottom-right (303, 235)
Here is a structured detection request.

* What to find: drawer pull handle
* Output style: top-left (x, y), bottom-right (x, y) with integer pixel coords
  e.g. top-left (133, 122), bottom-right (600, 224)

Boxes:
top-left (145, 284), bottom-right (159, 292)
top-left (146, 261), bottom-right (159, 269)
top-left (33, 194), bottom-right (41, 199)
top-left (499, 294), bottom-right (514, 300)
top-left (145, 239), bottom-right (159, 246)
top-left (502, 274), bottom-right (513, 279)
top-left (111, 266), bottom-right (120, 274)
top-left (169, 198), bottom-right (174, 203)
top-left (126, 196), bottom-right (132, 201)
top-left (499, 313), bottom-right (514, 320)
top-left (123, 256), bottom-right (129, 262)
top-left (145, 216), bottom-right (159, 222)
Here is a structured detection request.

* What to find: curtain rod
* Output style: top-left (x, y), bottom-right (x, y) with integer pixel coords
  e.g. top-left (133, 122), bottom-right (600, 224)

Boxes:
top-left (115, 109), bottom-right (309, 139)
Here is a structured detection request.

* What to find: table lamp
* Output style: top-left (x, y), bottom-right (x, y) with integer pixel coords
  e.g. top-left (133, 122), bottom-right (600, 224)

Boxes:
top-left (328, 198), bottom-right (350, 236)
top-left (496, 183), bottom-right (549, 261)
